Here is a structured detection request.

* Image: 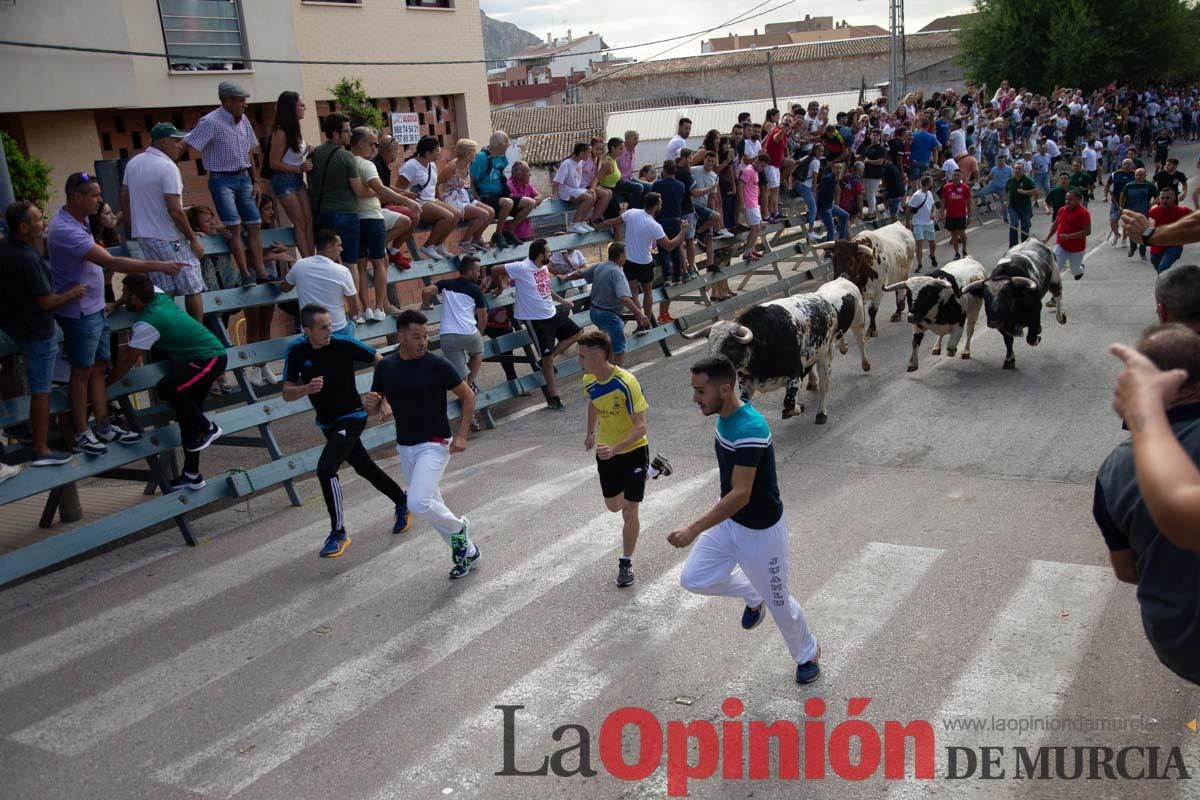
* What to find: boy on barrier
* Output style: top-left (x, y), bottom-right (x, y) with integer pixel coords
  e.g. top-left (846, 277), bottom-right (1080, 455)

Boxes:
top-left (107, 274), bottom-right (227, 491)
top-left (282, 304), bottom-right (410, 558)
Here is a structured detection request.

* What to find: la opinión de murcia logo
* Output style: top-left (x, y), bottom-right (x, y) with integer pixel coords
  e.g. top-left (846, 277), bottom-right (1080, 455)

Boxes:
top-left (496, 698), bottom-right (1192, 796)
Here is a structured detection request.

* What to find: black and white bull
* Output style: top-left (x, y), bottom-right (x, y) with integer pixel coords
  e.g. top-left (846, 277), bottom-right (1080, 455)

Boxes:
top-left (813, 221), bottom-right (916, 337)
top-left (962, 238), bottom-right (1066, 369)
top-left (883, 257), bottom-right (987, 372)
top-left (815, 276), bottom-right (871, 373)
top-left (706, 289), bottom-right (858, 424)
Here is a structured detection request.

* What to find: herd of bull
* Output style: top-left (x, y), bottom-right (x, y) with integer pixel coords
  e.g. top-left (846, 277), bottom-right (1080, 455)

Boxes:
top-left (686, 222), bottom-right (1068, 423)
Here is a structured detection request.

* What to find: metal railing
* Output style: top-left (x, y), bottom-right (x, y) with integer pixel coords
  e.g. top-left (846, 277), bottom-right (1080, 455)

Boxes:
top-left (158, 0), bottom-right (250, 71)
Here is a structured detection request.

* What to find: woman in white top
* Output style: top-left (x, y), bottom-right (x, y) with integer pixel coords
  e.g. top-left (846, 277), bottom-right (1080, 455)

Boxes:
top-left (268, 91), bottom-right (315, 256)
top-left (553, 142), bottom-right (597, 234)
top-left (396, 135), bottom-right (458, 260)
top-left (438, 139), bottom-right (496, 253)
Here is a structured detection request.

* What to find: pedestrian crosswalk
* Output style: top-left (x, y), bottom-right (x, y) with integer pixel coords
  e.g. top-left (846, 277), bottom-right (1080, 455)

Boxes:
top-left (0, 460), bottom-right (1193, 800)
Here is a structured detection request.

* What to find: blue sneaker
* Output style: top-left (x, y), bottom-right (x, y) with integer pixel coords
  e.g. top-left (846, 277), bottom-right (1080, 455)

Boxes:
top-left (448, 522), bottom-right (479, 579)
top-left (319, 529), bottom-right (350, 558)
top-left (741, 603), bottom-right (765, 630)
top-left (795, 644), bottom-right (821, 684)
top-left (393, 502), bottom-right (411, 534)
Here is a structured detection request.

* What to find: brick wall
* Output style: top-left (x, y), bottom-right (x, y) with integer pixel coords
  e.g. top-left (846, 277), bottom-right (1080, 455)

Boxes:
top-left (315, 94), bottom-right (460, 161)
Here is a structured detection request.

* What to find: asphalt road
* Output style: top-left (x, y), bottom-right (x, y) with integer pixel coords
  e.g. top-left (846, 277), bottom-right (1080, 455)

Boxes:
top-left (2, 145), bottom-right (1199, 800)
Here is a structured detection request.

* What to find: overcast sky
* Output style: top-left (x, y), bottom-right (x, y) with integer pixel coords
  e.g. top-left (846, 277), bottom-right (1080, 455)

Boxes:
top-left (481, 0), bottom-right (973, 63)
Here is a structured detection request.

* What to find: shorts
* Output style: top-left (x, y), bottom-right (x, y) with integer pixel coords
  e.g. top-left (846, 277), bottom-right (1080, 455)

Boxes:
top-left (57, 310), bottom-right (112, 369)
top-left (684, 212), bottom-right (698, 240)
top-left (16, 333), bottom-right (58, 394)
top-left (764, 165), bottom-right (781, 189)
top-left (745, 207), bottom-right (763, 226)
top-left (316, 211), bottom-right (361, 264)
top-left (589, 307), bottom-right (627, 354)
top-left (381, 207), bottom-right (405, 231)
top-left (209, 171), bottom-right (261, 226)
top-left (944, 216), bottom-right (967, 231)
top-left (695, 205), bottom-right (716, 227)
top-left (913, 223), bottom-right (936, 241)
top-left (523, 309), bottom-right (582, 357)
top-left (596, 444), bottom-right (649, 502)
top-left (137, 238), bottom-right (206, 295)
top-left (333, 319), bottom-right (356, 339)
top-left (271, 171), bottom-right (306, 199)
top-left (908, 162), bottom-right (928, 180)
top-left (359, 217), bottom-right (387, 259)
top-left (439, 331), bottom-right (484, 379)
top-left (478, 193), bottom-right (512, 217)
top-left (1109, 202), bottom-right (1122, 221)
top-left (623, 260), bottom-right (655, 285)
top-left (559, 186), bottom-right (588, 202)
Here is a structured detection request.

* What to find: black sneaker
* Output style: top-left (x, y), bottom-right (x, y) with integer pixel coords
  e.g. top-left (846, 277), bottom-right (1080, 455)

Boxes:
top-left (186, 422), bottom-right (223, 453)
top-left (169, 473), bottom-right (206, 491)
top-left (31, 450), bottom-right (73, 467)
top-left (504, 231), bottom-right (523, 247)
top-left (930, 255), bottom-right (938, 268)
top-left (74, 430), bottom-right (107, 455)
top-left (1074, 271), bottom-right (1084, 280)
top-left (617, 559), bottom-right (635, 587)
top-left (649, 453), bottom-right (672, 479)
top-left (95, 422), bottom-right (141, 445)
top-left (741, 603), bottom-right (766, 630)
top-left (546, 396), bottom-right (566, 412)
top-left (795, 643), bottom-right (822, 684)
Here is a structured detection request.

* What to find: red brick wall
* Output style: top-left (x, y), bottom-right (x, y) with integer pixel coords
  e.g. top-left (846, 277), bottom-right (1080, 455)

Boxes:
top-left (315, 94), bottom-right (460, 159)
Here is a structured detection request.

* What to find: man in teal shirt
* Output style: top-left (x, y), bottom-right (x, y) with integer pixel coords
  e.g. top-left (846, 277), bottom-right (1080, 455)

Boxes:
top-left (108, 274), bottom-right (227, 490)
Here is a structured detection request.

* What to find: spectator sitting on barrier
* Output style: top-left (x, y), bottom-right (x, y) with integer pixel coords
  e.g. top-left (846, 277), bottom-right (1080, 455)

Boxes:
top-left (505, 161), bottom-right (542, 243)
top-left (554, 143), bottom-right (598, 235)
top-left (397, 135), bottom-right (458, 261)
top-left (438, 139), bottom-right (496, 254)
top-left (421, 254), bottom-right (487, 432)
top-left (108, 273), bottom-right (227, 491)
top-left (48, 172), bottom-right (186, 456)
top-left (471, 131), bottom-right (534, 249)
top-left (602, 136), bottom-right (643, 212)
top-left (350, 127), bottom-right (407, 322)
top-left (0, 201), bottom-right (87, 467)
top-left (582, 138), bottom-right (615, 231)
top-left (618, 130), bottom-right (652, 193)
top-left (268, 91), bottom-right (315, 258)
top-left (550, 247), bottom-right (587, 277)
top-left (281, 228), bottom-right (361, 339)
top-left (1098, 324), bottom-right (1200, 685)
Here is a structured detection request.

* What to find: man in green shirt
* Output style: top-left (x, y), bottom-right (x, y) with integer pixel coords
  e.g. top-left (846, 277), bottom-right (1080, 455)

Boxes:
top-left (309, 112), bottom-right (371, 267)
top-left (108, 274), bottom-right (227, 491)
top-left (1006, 161), bottom-right (1038, 246)
top-left (1068, 159), bottom-right (1095, 207)
top-left (1046, 172), bottom-right (1071, 220)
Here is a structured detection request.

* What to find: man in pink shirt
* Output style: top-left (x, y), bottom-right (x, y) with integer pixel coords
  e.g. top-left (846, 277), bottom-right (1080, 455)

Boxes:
top-left (618, 130), bottom-right (653, 191)
top-left (741, 154), bottom-right (767, 261)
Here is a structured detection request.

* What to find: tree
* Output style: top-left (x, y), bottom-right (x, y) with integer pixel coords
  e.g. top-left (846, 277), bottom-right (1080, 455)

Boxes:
top-left (2, 132), bottom-right (52, 208)
top-left (329, 77), bottom-right (384, 130)
top-left (959, 0), bottom-right (1200, 92)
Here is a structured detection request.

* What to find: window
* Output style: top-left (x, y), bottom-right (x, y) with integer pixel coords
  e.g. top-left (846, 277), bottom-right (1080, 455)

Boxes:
top-left (406, 0), bottom-right (453, 8)
top-left (158, 0), bottom-right (250, 72)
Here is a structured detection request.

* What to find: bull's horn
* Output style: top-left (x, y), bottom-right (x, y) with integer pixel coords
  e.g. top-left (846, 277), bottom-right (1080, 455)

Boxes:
top-left (961, 279), bottom-right (986, 294)
top-left (678, 323), bottom-right (715, 340)
top-left (882, 281), bottom-right (908, 292)
top-left (857, 244), bottom-right (874, 258)
top-left (811, 241), bottom-right (836, 251)
top-left (732, 325), bottom-right (754, 343)
top-left (1011, 276), bottom-right (1038, 290)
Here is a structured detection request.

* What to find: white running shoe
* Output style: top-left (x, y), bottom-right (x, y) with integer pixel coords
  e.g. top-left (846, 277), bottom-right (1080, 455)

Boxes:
top-left (420, 246), bottom-right (442, 261)
top-left (436, 244), bottom-right (455, 259)
top-left (715, 229), bottom-right (735, 239)
top-left (246, 366), bottom-right (266, 387)
top-left (261, 364), bottom-right (280, 384)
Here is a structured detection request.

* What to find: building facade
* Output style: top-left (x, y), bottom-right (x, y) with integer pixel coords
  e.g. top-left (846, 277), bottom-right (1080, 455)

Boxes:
top-left (0, 0), bottom-right (490, 209)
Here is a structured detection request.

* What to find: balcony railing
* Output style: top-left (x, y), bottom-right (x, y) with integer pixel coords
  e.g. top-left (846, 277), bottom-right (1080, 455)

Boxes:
top-left (158, 0), bottom-right (250, 72)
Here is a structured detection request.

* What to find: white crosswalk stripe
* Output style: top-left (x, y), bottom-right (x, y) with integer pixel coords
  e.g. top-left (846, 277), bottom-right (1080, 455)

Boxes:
top-left (9, 463), bottom-right (597, 756)
top-left (0, 447), bottom-right (539, 696)
top-left (152, 470), bottom-right (718, 799)
top-left (886, 560), bottom-right (1114, 798)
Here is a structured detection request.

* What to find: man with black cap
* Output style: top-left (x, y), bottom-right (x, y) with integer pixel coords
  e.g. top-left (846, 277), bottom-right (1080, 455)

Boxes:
top-left (121, 123), bottom-right (206, 321)
top-left (185, 82), bottom-right (269, 285)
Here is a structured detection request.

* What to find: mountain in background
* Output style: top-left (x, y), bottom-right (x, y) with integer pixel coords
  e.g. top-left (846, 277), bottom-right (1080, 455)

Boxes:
top-left (481, 11), bottom-right (543, 67)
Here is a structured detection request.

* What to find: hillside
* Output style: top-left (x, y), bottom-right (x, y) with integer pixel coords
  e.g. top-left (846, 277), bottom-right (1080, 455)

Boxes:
top-left (481, 11), bottom-right (542, 66)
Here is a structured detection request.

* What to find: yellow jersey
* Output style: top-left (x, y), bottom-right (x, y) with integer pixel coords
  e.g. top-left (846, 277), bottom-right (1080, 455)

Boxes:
top-left (582, 366), bottom-right (649, 453)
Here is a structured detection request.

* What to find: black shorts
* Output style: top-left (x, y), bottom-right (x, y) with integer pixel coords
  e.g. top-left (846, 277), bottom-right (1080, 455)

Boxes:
top-left (623, 260), bottom-right (655, 285)
top-left (479, 194), bottom-right (513, 218)
top-left (597, 444), bottom-right (649, 502)
top-left (524, 309), bottom-right (582, 357)
top-left (944, 216), bottom-right (968, 231)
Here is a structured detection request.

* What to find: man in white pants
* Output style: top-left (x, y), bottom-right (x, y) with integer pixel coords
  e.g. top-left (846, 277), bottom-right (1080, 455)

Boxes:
top-left (668, 355), bottom-right (821, 684)
top-left (365, 309), bottom-right (480, 578)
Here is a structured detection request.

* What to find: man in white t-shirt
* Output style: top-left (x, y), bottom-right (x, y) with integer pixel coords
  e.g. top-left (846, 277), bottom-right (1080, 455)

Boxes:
top-left (281, 228), bottom-right (361, 337)
top-left (550, 248), bottom-right (588, 276)
top-left (351, 127), bottom-right (408, 321)
top-left (489, 239), bottom-right (581, 410)
top-left (120, 123), bottom-right (206, 320)
top-left (666, 118), bottom-right (692, 161)
top-left (691, 153), bottom-right (733, 237)
top-left (939, 156), bottom-right (961, 179)
top-left (620, 193), bottom-right (688, 333)
top-left (905, 175), bottom-right (939, 271)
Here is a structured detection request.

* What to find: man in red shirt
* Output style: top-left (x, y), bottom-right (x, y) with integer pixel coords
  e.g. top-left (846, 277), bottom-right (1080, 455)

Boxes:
top-left (763, 120), bottom-right (789, 223)
top-left (1044, 188), bottom-right (1091, 296)
top-left (1147, 186), bottom-right (1190, 273)
top-left (939, 169), bottom-right (972, 259)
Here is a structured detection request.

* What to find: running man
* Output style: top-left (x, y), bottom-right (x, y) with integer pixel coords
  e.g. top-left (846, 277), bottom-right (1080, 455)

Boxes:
top-left (578, 330), bottom-right (671, 587)
top-left (669, 355), bottom-right (821, 684)
top-left (365, 310), bottom-right (480, 578)
top-left (283, 304), bottom-right (410, 558)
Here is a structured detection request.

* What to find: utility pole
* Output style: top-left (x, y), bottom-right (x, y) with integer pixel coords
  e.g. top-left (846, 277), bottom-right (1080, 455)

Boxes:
top-left (766, 49), bottom-right (778, 110)
top-left (889, 0), bottom-right (906, 104)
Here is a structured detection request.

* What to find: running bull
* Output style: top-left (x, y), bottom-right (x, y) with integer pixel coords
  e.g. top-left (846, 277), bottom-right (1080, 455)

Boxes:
top-left (813, 221), bottom-right (916, 337)
top-left (883, 257), bottom-right (988, 372)
top-left (962, 238), bottom-right (1066, 370)
top-left (692, 280), bottom-right (870, 424)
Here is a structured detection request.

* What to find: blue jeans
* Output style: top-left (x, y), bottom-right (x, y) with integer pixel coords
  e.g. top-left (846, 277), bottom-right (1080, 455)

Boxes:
top-left (614, 179), bottom-right (644, 209)
top-left (589, 308), bottom-right (627, 354)
top-left (792, 182), bottom-right (817, 225)
top-left (818, 205), bottom-right (849, 241)
top-left (657, 218), bottom-right (683, 281)
top-left (1033, 173), bottom-right (1050, 197)
top-left (1152, 246), bottom-right (1183, 273)
top-left (1008, 206), bottom-right (1032, 246)
top-left (316, 211), bottom-right (361, 264)
top-left (209, 171), bottom-right (261, 226)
